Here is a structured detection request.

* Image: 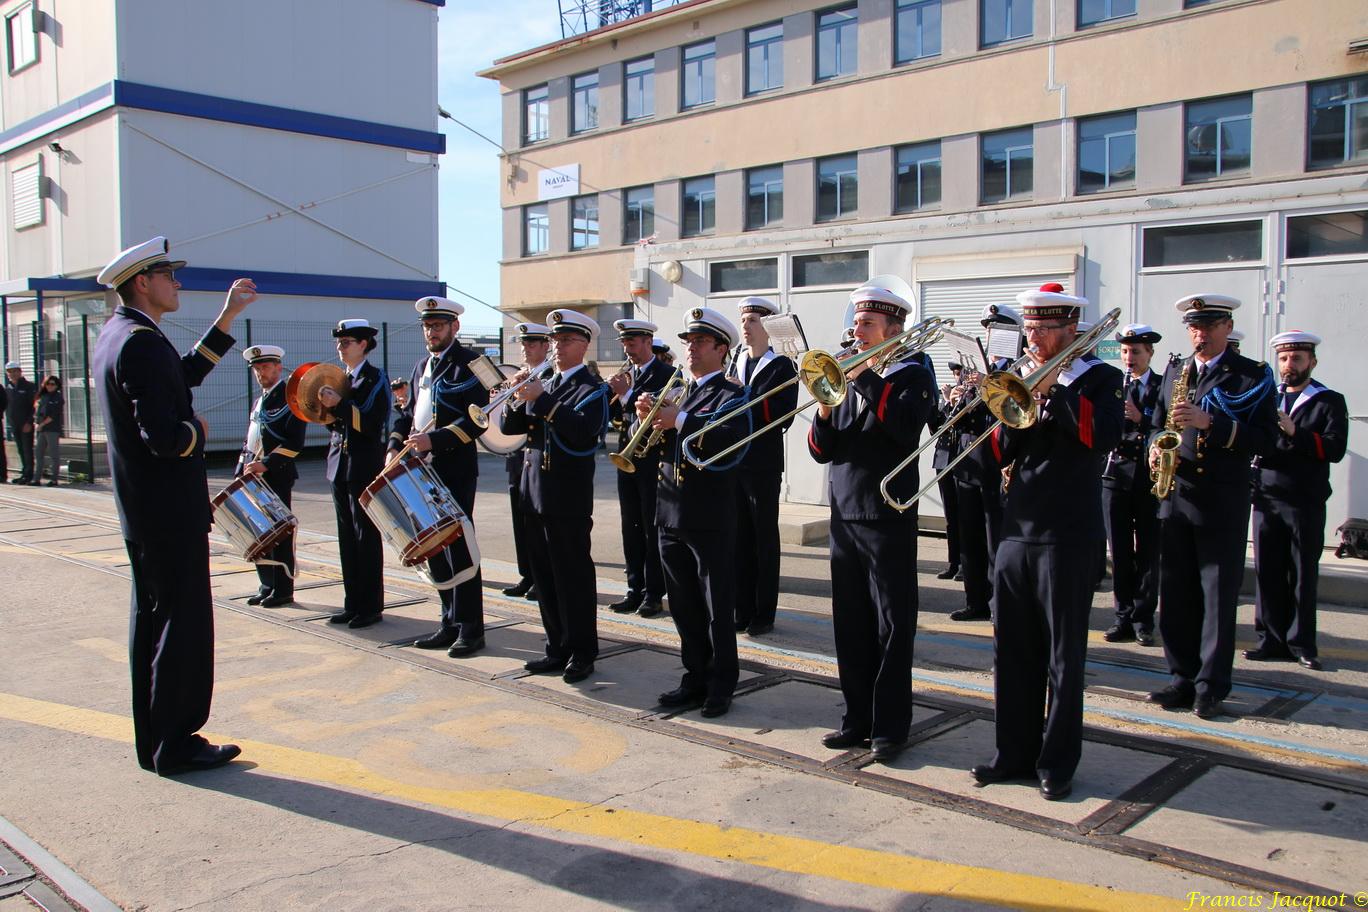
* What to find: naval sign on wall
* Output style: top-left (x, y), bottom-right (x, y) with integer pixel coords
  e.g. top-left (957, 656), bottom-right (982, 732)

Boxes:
top-left (538, 164), bottom-right (580, 201)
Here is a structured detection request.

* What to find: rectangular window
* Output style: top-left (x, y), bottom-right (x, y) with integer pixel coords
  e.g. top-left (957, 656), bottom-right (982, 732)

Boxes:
top-left (1185, 94), bottom-right (1252, 182)
top-left (523, 84), bottom-right (549, 144)
top-left (746, 22), bottom-right (784, 95)
top-left (1141, 220), bottom-right (1262, 267)
top-left (792, 251), bottom-right (869, 287)
top-left (746, 166), bottom-right (784, 229)
top-left (1287, 210), bottom-right (1368, 259)
top-left (623, 57), bottom-right (655, 122)
top-left (895, 0), bottom-right (941, 63)
top-left (10, 159), bottom-right (42, 229)
top-left (1308, 76), bottom-right (1368, 171)
top-left (895, 141), bottom-right (942, 211)
top-left (5, 2), bottom-right (37, 74)
top-left (571, 195), bottom-right (599, 250)
top-left (981, 0), bottom-right (1032, 46)
top-left (816, 6), bottom-right (858, 81)
top-left (682, 176), bottom-right (716, 237)
top-left (981, 127), bottom-right (1033, 203)
top-left (523, 204), bottom-right (549, 256)
top-left (1077, 111), bottom-right (1136, 193)
top-left (710, 258), bottom-right (779, 293)
top-left (681, 40), bottom-right (716, 109)
top-left (1184, 0), bottom-right (1218, 6)
top-left (571, 72), bottom-right (599, 134)
top-left (623, 186), bottom-right (655, 244)
top-left (1078, 0), bottom-right (1135, 26)
top-left (816, 154), bottom-right (858, 221)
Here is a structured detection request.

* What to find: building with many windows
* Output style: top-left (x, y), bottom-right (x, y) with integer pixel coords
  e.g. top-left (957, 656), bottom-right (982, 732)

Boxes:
top-left (481, 0), bottom-right (1366, 534)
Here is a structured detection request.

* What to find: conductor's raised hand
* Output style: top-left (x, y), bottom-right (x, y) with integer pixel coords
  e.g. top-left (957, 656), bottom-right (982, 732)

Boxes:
top-left (214, 278), bottom-right (258, 333)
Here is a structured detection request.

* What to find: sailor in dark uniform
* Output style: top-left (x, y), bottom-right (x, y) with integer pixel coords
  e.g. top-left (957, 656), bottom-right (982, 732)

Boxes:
top-left (388, 297), bottom-right (492, 655)
top-left (652, 307), bottom-right (752, 718)
top-left (606, 318), bottom-right (672, 618)
top-left (1101, 324), bottom-right (1164, 646)
top-left (728, 297), bottom-right (798, 637)
top-left (1147, 294), bottom-right (1278, 719)
top-left (500, 309), bottom-right (608, 683)
top-left (1248, 330), bottom-right (1348, 671)
top-left (971, 284), bottom-right (1123, 801)
top-left (319, 319), bottom-right (391, 629)
top-left (501, 322), bottom-right (552, 601)
top-left (236, 344), bottom-right (306, 607)
top-left (809, 283), bottom-right (935, 762)
top-left (931, 361), bottom-right (964, 581)
top-left (92, 237), bottom-right (256, 774)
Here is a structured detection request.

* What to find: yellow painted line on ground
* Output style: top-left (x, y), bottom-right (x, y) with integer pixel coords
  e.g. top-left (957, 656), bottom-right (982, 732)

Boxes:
top-left (0, 691), bottom-right (1191, 912)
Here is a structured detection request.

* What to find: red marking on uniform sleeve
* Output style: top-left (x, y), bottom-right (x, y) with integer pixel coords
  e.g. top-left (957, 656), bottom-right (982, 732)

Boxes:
top-left (990, 426), bottom-right (1002, 463)
top-left (1313, 432), bottom-right (1325, 461)
top-left (761, 398), bottom-right (772, 424)
top-left (807, 424), bottom-right (822, 457)
top-left (1079, 395), bottom-right (1094, 449)
top-left (875, 384), bottom-right (893, 422)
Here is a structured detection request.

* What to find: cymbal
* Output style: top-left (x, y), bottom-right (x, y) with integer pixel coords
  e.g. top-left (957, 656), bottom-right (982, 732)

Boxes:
top-left (286, 361), bottom-right (347, 424)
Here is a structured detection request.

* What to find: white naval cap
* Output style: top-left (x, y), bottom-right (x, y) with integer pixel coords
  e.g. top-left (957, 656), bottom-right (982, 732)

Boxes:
top-left (416, 296), bottom-right (464, 319)
top-left (333, 318), bottom-right (377, 339)
top-left (1116, 323), bottom-right (1162, 345)
top-left (613, 318), bottom-right (657, 338)
top-left (679, 306), bottom-right (738, 347)
top-left (849, 282), bottom-right (912, 320)
top-left (547, 309), bottom-right (600, 341)
top-left (651, 336), bottom-right (670, 353)
top-left (737, 296), bottom-right (780, 316)
top-left (97, 236), bottom-right (187, 289)
top-left (1270, 330), bottom-right (1321, 353)
top-left (3, 361), bottom-right (19, 370)
top-left (1016, 283), bottom-right (1087, 321)
top-left (242, 344), bottom-right (285, 364)
top-left (1229, 329), bottom-right (1246, 343)
top-left (1175, 293), bottom-right (1240, 323)
top-left (514, 321), bottom-right (550, 341)
top-left (980, 303), bottom-right (1023, 327)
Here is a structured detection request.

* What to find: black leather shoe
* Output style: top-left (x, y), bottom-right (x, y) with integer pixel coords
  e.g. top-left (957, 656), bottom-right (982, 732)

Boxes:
top-left (700, 698), bottom-right (730, 718)
top-left (970, 763), bottom-right (1034, 784)
top-left (1148, 685), bottom-right (1195, 710)
top-left (562, 661), bottom-right (594, 683)
top-left (657, 686), bottom-right (705, 707)
top-left (1039, 778), bottom-right (1073, 800)
top-left (734, 619), bottom-right (750, 632)
top-left (1103, 624), bottom-right (1136, 643)
top-left (328, 611), bottom-right (357, 625)
top-left (1297, 655), bottom-right (1323, 670)
top-left (524, 656), bottom-right (568, 674)
top-left (447, 635), bottom-right (486, 657)
top-left (524, 586), bottom-right (538, 601)
top-left (413, 628), bottom-right (460, 649)
top-left (935, 565), bottom-right (960, 580)
top-left (822, 730), bottom-right (870, 750)
top-left (163, 742), bottom-right (241, 775)
top-left (870, 738), bottom-right (907, 763)
top-left (949, 606), bottom-right (991, 622)
top-left (348, 613), bottom-right (383, 629)
top-left (246, 591), bottom-right (269, 606)
top-left (637, 600), bottom-right (665, 618)
top-left (1243, 647), bottom-right (1292, 662)
top-left (609, 593), bottom-right (644, 614)
top-left (746, 622), bottom-right (774, 637)
top-left (502, 579), bottom-right (533, 597)
top-left (1136, 629), bottom-right (1156, 647)
top-left (259, 594), bottom-right (294, 608)
top-left (953, 569), bottom-right (964, 582)
top-left (1193, 696), bottom-right (1223, 720)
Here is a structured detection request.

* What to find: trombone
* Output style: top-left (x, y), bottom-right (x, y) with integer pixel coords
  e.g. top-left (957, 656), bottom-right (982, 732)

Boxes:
top-left (468, 366), bottom-right (550, 429)
top-left (610, 367), bottom-right (685, 473)
top-left (879, 308), bottom-right (1122, 512)
top-left (681, 316), bottom-right (952, 470)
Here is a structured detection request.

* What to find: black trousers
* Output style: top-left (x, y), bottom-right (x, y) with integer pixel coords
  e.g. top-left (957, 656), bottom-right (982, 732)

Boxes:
top-left (255, 477), bottom-right (295, 598)
top-left (991, 539), bottom-right (1094, 781)
top-left (829, 516), bottom-right (917, 742)
top-left (1103, 482), bottom-right (1160, 632)
top-left (735, 468), bottom-right (782, 629)
top-left (955, 479), bottom-right (1003, 615)
top-left (509, 482), bottom-right (532, 581)
top-left (10, 425), bottom-right (33, 480)
top-left (428, 472), bottom-right (483, 637)
top-left (332, 478), bottom-right (384, 617)
top-left (0, 420), bottom-right (6, 478)
top-left (937, 473), bottom-right (960, 568)
top-left (1253, 499), bottom-right (1325, 659)
top-left (659, 524), bottom-right (738, 702)
top-left (1158, 507), bottom-right (1249, 702)
top-left (126, 535), bottom-right (215, 773)
top-left (617, 461), bottom-right (665, 600)
top-left (526, 512), bottom-right (597, 664)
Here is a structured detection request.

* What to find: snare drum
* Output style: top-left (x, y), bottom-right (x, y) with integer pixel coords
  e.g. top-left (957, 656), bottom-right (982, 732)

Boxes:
top-left (211, 475), bottom-right (297, 563)
top-left (359, 454), bottom-right (469, 568)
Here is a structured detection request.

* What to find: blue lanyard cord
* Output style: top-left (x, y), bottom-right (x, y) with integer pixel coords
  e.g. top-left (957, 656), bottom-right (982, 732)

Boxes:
top-left (1200, 364), bottom-right (1274, 421)
top-left (548, 387), bottom-right (608, 457)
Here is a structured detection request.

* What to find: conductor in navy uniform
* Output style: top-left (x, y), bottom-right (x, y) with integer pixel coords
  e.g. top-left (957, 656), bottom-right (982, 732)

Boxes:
top-left (500, 309), bottom-right (609, 684)
top-left (235, 344), bottom-right (306, 607)
top-left (809, 282), bottom-right (935, 763)
top-left (501, 322), bottom-right (553, 601)
top-left (971, 285), bottom-right (1123, 801)
top-left (318, 319), bottom-right (391, 630)
top-left (727, 297), bottom-right (799, 637)
top-left (1147, 294), bottom-right (1278, 720)
top-left (651, 307), bottom-right (753, 718)
top-left (606, 318), bottom-right (673, 618)
top-left (93, 237), bottom-right (256, 774)
top-left (390, 296), bottom-right (491, 656)
top-left (1247, 330), bottom-right (1348, 671)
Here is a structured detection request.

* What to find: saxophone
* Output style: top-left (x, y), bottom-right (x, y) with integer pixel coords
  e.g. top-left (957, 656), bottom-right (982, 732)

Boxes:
top-left (1150, 356), bottom-right (1187, 500)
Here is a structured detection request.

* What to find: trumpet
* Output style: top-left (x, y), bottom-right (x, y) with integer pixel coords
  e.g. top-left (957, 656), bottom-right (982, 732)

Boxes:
top-left (610, 368), bottom-right (685, 473)
top-left (681, 316), bottom-right (952, 470)
top-left (468, 366), bottom-right (549, 429)
top-left (880, 309), bottom-right (1122, 512)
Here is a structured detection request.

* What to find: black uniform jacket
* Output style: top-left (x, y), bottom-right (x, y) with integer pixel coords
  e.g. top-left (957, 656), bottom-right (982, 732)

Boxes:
top-left (499, 366), bottom-right (608, 518)
top-left (998, 355), bottom-right (1124, 544)
top-left (808, 360), bottom-right (936, 521)
top-left (325, 360), bottom-right (391, 485)
top-left (728, 350), bottom-right (798, 472)
top-left (929, 395), bottom-right (961, 472)
top-left (1149, 349), bottom-right (1278, 520)
top-left (1102, 368), bottom-right (1162, 491)
top-left (4, 375), bottom-right (35, 426)
top-left (609, 356), bottom-right (675, 456)
top-left (504, 362), bottom-right (553, 486)
top-left (1254, 380), bottom-right (1348, 506)
top-left (657, 373), bottom-right (752, 531)
top-left (93, 305), bottom-right (234, 543)
top-left (950, 357), bottom-right (1012, 487)
top-left (390, 343), bottom-right (489, 479)
top-left (235, 380), bottom-right (307, 485)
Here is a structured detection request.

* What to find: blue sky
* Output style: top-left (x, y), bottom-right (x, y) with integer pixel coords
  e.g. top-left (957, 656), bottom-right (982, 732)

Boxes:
top-left (435, 2), bottom-right (563, 334)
